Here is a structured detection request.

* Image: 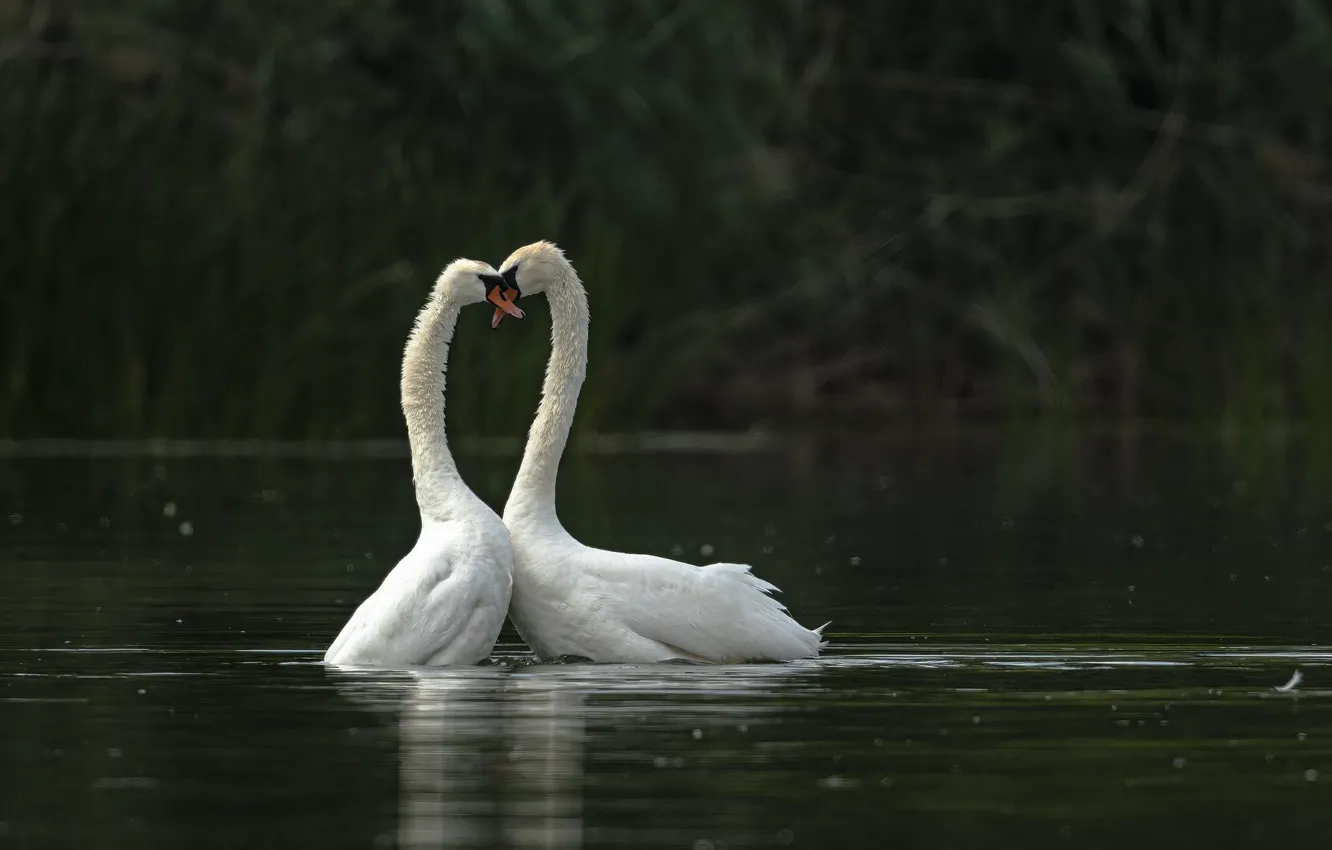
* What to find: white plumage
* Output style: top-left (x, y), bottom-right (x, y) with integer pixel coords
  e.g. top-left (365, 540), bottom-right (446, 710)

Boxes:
top-left (495, 241), bottom-right (827, 664)
top-left (324, 259), bottom-right (517, 667)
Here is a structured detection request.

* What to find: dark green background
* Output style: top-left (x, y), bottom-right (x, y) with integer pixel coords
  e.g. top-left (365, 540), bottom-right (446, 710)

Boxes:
top-left (5, 1), bottom-right (1331, 438)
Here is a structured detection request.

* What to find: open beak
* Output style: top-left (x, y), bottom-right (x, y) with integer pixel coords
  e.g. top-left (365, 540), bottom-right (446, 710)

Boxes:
top-left (487, 285), bottom-right (524, 328)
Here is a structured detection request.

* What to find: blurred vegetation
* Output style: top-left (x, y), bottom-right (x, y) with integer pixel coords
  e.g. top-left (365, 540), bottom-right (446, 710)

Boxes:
top-left (2, 0), bottom-right (1331, 439)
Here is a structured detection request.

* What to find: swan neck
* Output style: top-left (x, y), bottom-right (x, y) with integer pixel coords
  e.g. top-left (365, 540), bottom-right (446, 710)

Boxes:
top-left (401, 296), bottom-right (466, 521)
top-left (509, 270), bottom-right (588, 523)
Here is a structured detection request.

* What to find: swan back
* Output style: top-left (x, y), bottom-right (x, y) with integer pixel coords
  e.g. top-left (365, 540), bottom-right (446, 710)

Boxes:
top-left (324, 517), bottom-right (513, 667)
top-left (505, 537), bottom-right (824, 664)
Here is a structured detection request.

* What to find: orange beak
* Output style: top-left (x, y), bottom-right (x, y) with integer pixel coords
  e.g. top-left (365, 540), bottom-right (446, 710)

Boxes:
top-left (487, 285), bottom-right (524, 328)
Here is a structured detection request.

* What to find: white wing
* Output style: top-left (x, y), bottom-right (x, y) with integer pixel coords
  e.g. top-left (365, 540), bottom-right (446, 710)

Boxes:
top-left (324, 528), bottom-right (509, 667)
top-left (578, 546), bottom-right (826, 663)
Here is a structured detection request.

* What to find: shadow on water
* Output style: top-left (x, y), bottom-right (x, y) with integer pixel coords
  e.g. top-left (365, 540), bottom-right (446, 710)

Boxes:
top-left (3, 429), bottom-right (1332, 846)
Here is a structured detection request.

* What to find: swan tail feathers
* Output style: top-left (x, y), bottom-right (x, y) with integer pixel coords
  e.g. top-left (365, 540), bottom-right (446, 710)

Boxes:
top-left (705, 562), bottom-right (780, 595)
top-left (813, 621), bottom-right (831, 651)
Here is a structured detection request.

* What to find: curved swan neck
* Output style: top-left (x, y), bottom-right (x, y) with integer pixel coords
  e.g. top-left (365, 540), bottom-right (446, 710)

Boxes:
top-left (401, 295), bottom-right (467, 521)
top-left (508, 265), bottom-right (589, 523)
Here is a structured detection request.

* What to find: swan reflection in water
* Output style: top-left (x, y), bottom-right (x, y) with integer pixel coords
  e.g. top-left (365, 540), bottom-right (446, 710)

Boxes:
top-left (379, 666), bottom-right (580, 849)
top-left (332, 659), bottom-right (821, 849)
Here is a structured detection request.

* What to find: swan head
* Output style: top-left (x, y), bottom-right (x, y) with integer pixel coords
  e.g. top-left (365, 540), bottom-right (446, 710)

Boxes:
top-left (489, 241), bottom-right (571, 327)
top-left (434, 258), bottom-right (524, 326)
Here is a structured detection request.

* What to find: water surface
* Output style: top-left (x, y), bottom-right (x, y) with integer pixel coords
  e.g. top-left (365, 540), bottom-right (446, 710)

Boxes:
top-left (2, 432), bottom-right (1330, 847)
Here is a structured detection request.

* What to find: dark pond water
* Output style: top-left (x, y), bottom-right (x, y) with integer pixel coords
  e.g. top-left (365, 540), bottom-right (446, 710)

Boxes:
top-left (2, 431), bottom-right (1332, 848)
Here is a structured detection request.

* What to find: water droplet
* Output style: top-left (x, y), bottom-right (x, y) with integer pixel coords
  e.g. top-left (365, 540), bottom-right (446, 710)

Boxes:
top-left (699, 544), bottom-right (714, 557)
top-left (670, 544), bottom-right (684, 557)
top-left (693, 840), bottom-right (715, 850)
top-left (848, 556), bottom-right (861, 566)
top-left (162, 502), bottom-right (177, 518)
top-left (776, 828), bottom-right (795, 846)
top-left (107, 748), bottom-right (122, 758)
top-left (1306, 769), bottom-right (1319, 782)
top-left (761, 545), bottom-right (773, 554)
top-left (691, 729), bottom-right (702, 740)
top-left (1297, 732), bottom-right (1307, 741)
top-left (137, 689), bottom-right (146, 696)
top-left (972, 716), bottom-right (980, 724)
top-left (1130, 534), bottom-right (1144, 548)
top-left (7, 513), bottom-right (21, 525)
top-left (1127, 585), bottom-right (1136, 593)
top-left (98, 515), bottom-right (111, 529)
top-left (178, 521), bottom-right (194, 537)
top-left (1172, 757), bottom-right (1187, 769)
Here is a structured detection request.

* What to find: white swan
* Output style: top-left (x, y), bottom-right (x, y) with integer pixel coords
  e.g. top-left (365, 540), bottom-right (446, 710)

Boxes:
top-left (491, 241), bottom-right (827, 663)
top-left (324, 259), bottom-right (526, 667)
